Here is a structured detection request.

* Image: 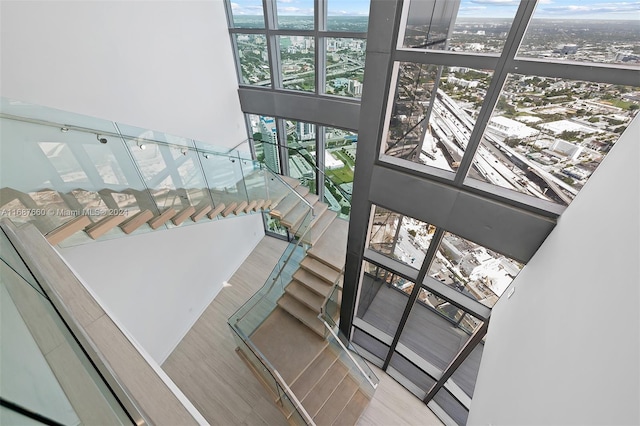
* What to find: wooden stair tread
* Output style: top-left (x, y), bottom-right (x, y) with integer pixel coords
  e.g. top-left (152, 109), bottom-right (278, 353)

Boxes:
top-left (148, 208), bottom-right (177, 229)
top-left (119, 209), bottom-right (153, 234)
top-left (85, 214), bottom-right (127, 239)
top-left (245, 200), bottom-right (257, 213)
top-left (207, 203), bottom-right (226, 219)
top-left (292, 268), bottom-right (334, 298)
top-left (280, 175), bottom-right (301, 188)
top-left (270, 192), bottom-right (303, 219)
top-left (313, 375), bottom-right (359, 425)
top-left (234, 200), bottom-right (249, 215)
top-left (290, 347), bottom-right (338, 401)
top-left (285, 281), bottom-right (325, 313)
top-left (277, 294), bottom-right (325, 337)
top-left (300, 257), bottom-right (342, 285)
top-left (252, 199), bottom-right (265, 211)
top-left (172, 206), bottom-right (196, 226)
top-left (331, 390), bottom-right (370, 426)
top-left (307, 216), bottom-right (348, 271)
top-left (302, 209), bottom-right (337, 247)
top-left (302, 362), bottom-right (348, 417)
top-left (191, 203), bottom-right (212, 222)
top-left (45, 216), bottom-right (92, 245)
top-left (222, 202), bottom-right (238, 217)
top-left (281, 198), bottom-right (314, 229)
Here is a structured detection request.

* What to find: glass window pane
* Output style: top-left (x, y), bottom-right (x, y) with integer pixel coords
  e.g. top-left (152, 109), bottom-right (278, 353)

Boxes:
top-left (356, 261), bottom-right (412, 336)
top-left (428, 231), bottom-right (523, 307)
top-left (368, 205), bottom-right (435, 269)
top-left (248, 114), bottom-right (280, 173)
top-left (518, 8), bottom-right (640, 66)
top-left (352, 328), bottom-right (389, 366)
top-left (286, 120), bottom-right (316, 192)
top-left (388, 351), bottom-right (436, 398)
top-left (280, 36), bottom-right (315, 92)
top-left (276, 0), bottom-right (314, 30)
top-left (382, 63), bottom-right (494, 173)
top-left (229, 0), bottom-right (265, 29)
top-left (235, 34), bottom-right (271, 87)
top-left (327, 0), bottom-right (370, 32)
top-left (449, 341), bottom-right (483, 398)
top-left (401, 0), bottom-right (519, 54)
top-left (325, 38), bottom-right (366, 98)
top-left (324, 127), bottom-right (356, 217)
top-left (430, 388), bottom-right (469, 426)
top-left (468, 74), bottom-right (640, 206)
top-left (398, 288), bottom-right (481, 372)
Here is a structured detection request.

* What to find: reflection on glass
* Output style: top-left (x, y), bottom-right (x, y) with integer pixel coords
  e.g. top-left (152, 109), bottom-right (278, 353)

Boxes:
top-left (383, 63), bottom-right (493, 172)
top-left (38, 142), bottom-right (89, 184)
top-left (428, 232), bottom-right (522, 307)
top-left (325, 38), bottom-right (366, 98)
top-left (398, 288), bottom-right (480, 372)
top-left (327, 0), bottom-right (370, 32)
top-left (235, 34), bottom-right (271, 87)
top-left (286, 120), bottom-right (317, 193)
top-left (401, 0), bottom-right (518, 54)
top-left (449, 341), bottom-right (483, 398)
top-left (469, 74), bottom-right (640, 205)
top-left (518, 11), bottom-right (640, 66)
top-left (280, 36), bottom-right (315, 92)
top-left (229, 0), bottom-right (265, 29)
top-left (368, 205), bottom-right (435, 269)
top-left (324, 127), bottom-right (356, 217)
top-left (248, 114), bottom-right (281, 173)
top-left (356, 261), bottom-right (412, 336)
top-left (276, 0), bottom-right (314, 30)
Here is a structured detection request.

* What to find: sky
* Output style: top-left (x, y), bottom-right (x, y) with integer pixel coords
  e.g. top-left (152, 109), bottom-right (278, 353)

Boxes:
top-left (230, 0), bottom-right (640, 20)
top-left (458, 0), bottom-right (640, 19)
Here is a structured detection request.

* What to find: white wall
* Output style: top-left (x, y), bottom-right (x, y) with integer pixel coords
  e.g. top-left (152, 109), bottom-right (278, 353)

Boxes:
top-left (58, 214), bottom-right (265, 364)
top-left (0, 0), bottom-right (247, 148)
top-left (468, 117), bottom-right (640, 425)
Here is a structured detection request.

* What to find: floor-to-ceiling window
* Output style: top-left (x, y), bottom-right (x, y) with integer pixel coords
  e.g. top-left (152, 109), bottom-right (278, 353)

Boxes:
top-left (344, 0), bottom-right (639, 424)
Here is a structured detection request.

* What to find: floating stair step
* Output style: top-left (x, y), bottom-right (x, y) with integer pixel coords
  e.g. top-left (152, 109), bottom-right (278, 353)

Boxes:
top-left (307, 215), bottom-right (348, 271)
top-left (191, 203), bottom-right (212, 222)
top-left (207, 203), bottom-right (226, 219)
top-left (313, 375), bottom-right (359, 425)
top-left (302, 209), bottom-right (337, 247)
top-left (291, 347), bottom-right (338, 402)
top-left (300, 257), bottom-right (342, 285)
top-left (172, 206), bottom-right (196, 226)
top-left (280, 175), bottom-right (301, 189)
top-left (252, 199), bottom-right (265, 211)
top-left (45, 216), bottom-right (92, 245)
top-left (245, 200), bottom-right (257, 213)
top-left (277, 294), bottom-right (325, 337)
top-left (292, 268), bottom-right (334, 298)
top-left (262, 199), bottom-right (273, 210)
top-left (285, 281), bottom-right (325, 313)
top-left (281, 193), bottom-right (322, 230)
top-left (148, 208), bottom-right (177, 229)
top-left (222, 202), bottom-right (238, 217)
top-left (234, 201), bottom-right (248, 215)
top-left (331, 390), bottom-right (370, 426)
top-left (293, 200), bottom-right (329, 235)
top-left (119, 209), bottom-right (153, 234)
top-left (302, 361), bottom-right (348, 417)
top-left (270, 192), bottom-right (303, 220)
top-left (85, 215), bottom-right (127, 239)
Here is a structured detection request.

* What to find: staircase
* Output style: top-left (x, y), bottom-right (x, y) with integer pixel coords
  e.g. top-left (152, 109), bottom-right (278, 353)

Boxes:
top-left (232, 175), bottom-right (375, 426)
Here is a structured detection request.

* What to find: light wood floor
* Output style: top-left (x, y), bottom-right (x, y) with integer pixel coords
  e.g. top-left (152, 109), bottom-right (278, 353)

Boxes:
top-left (162, 236), bottom-right (443, 426)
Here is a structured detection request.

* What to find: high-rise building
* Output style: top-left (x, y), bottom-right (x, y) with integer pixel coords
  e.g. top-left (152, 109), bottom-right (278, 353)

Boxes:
top-left (259, 116), bottom-right (280, 173)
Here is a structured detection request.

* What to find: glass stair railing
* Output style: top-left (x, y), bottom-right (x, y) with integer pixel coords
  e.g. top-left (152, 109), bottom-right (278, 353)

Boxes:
top-left (0, 97), bottom-right (312, 247)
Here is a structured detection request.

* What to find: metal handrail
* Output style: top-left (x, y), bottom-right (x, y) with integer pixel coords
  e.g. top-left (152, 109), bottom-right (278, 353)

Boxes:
top-left (321, 320), bottom-right (379, 391)
top-left (229, 324), bottom-right (316, 425)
